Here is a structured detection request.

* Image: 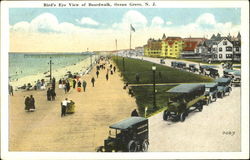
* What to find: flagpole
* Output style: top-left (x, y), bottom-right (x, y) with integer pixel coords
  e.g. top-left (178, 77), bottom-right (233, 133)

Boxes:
top-left (130, 29), bottom-right (132, 53)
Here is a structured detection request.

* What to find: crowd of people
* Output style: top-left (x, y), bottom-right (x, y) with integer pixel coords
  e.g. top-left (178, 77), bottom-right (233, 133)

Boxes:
top-left (19, 56), bottom-right (140, 117)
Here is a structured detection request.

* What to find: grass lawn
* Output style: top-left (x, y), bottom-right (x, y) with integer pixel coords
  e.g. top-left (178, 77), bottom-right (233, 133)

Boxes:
top-left (112, 56), bottom-right (213, 117)
top-left (113, 57), bottom-right (213, 84)
top-left (132, 85), bottom-right (175, 117)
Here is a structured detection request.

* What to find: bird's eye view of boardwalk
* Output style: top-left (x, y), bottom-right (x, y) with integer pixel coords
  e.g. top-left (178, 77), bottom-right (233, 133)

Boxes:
top-left (4, 5), bottom-right (247, 156)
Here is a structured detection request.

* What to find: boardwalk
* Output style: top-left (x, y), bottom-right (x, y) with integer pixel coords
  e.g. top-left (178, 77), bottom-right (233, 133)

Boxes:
top-left (9, 60), bottom-right (137, 151)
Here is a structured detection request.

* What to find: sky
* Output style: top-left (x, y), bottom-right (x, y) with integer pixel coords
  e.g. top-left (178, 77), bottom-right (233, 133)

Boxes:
top-left (9, 8), bottom-right (241, 52)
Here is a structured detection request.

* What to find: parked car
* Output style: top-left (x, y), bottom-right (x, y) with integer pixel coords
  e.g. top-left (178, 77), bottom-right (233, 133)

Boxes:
top-left (215, 78), bottom-right (232, 98)
top-left (96, 117), bottom-right (149, 152)
top-left (199, 65), bottom-right (219, 78)
top-left (231, 71), bottom-right (241, 87)
top-left (163, 84), bottom-right (205, 122)
top-left (223, 69), bottom-right (241, 87)
top-left (188, 64), bottom-right (199, 73)
top-left (160, 59), bottom-right (165, 64)
top-left (204, 83), bottom-right (218, 105)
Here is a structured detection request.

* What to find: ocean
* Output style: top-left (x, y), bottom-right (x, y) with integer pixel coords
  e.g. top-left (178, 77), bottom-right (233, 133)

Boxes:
top-left (9, 53), bottom-right (95, 82)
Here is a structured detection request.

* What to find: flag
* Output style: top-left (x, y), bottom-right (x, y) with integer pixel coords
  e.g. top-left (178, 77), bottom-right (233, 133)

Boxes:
top-left (130, 24), bottom-right (135, 32)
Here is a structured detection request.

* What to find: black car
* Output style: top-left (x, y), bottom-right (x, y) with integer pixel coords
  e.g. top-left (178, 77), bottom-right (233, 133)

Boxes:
top-left (96, 117), bottom-right (149, 152)
top-left (215, 78), bottom-right (232, 98)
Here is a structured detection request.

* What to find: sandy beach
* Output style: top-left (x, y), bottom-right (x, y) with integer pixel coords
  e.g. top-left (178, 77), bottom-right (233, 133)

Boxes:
top-left (9, 55), bottom-right (98, 90)
top-left (9, 58), bottom-right (137, 151)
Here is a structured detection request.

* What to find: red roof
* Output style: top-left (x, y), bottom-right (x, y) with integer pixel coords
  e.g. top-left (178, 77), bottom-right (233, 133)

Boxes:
top-left (183, 41), bottom-right (199, 51)
top-left (164, 37), bottom-right (182, 46)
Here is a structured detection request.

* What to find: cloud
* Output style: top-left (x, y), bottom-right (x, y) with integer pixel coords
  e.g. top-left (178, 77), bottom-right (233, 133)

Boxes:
top-left (195, 13), bottom-right (216, 29)
top-left (76, 17), bottom-right (99, 26)
top-left (112, 10), bottom-right (148, 30)
top-left (166, 21), bottom-right (172, 25)
top-left (151, 16), bottom-right (164, 27)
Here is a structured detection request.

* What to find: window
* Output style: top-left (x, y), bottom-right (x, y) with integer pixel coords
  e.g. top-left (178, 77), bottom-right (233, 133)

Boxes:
top-left (219, 47), bottom-right (222, 52)
top-left (175, 49), bottom-right (177, 51)
top-left (226, 47), bottom-right (232, 51)
top-left (214, 55), bottom-right (217, 58)
top-left (223, 41), bottom-right (227, 45)
top-left (226, 54), bottom-right (232, 58)
top-left (236, 47), bottom-right (239, 51)
top-left (219, 54), bottom-right (222, 58)
top-left (213, 48), bottom-right (216, 51)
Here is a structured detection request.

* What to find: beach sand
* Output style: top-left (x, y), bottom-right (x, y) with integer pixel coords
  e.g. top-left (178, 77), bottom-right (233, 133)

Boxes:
top-left (9, 56), bottom-right (96, 90)
top-left (9, 59), bottom-right (137, 151)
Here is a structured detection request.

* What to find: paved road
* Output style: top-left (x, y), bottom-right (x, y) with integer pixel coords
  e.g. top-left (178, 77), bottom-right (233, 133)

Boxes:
top-left (148, 86), bottom-right (240, 152)
top-left (130, 56), bottom-right (241, 151)
top-left (131, 55), bottom-right (225, 77)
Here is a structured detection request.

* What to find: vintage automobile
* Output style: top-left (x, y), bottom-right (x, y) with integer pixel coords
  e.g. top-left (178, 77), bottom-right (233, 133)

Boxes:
top-left (96, 117), bottom-right (149, 152)
top-left (223, 69), bottom-right (241, 86)
top-left (163, 84), bottom-right (205, 122)
top-left (215, 78), bottom-right (232, 98)
top-left (204, 83), bottom-right (218, 105)
top-left (199, 65), bottom-right (219, 78)
top-left (231, 71), bottom-right (241, 87)
top-left (160, 59), bottom-right (165, 64)
top-left (171, 61), bottom-right (178, 68)
top-left (188, 64), bottom-right (199, 73)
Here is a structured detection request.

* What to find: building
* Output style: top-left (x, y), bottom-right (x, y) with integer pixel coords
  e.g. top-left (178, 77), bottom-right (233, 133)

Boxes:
top-left (181, 37), bottom-right (206, 59)
top-left (144, 38), bottom-right (162, 57)
top-left (213, 37), bottom-right (234, 61)
top-left (161, 37), bottom-right (184, 58)
top-left (195, 32), bottom-right (241, 62)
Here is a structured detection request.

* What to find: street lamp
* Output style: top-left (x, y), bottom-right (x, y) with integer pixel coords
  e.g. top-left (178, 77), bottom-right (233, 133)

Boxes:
top-left (48, 57), bottom-right (53, 83)
top-left (152, 64), bottom-right (156, 109)
top-left (123, 57), bottom-right (125, 72)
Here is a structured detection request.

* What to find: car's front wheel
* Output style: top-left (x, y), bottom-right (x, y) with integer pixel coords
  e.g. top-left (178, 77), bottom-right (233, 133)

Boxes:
top-left (163, 110), bottom-right (170, 121)
top-left (141, 140), bottom-right (149, 152)
top-left (180, 112), bottom-right (186, 122)
top-left (128, 140), bottom-right (137, 152)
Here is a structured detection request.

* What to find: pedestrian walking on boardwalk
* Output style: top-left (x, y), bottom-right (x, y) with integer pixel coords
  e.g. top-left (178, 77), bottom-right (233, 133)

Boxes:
top-left (91, 77), bottom-right (95, 87)
top-left (110, 70), bottom-right (113, 75)
top-left (29, 95), bottom-right (35, 111)
top-left (82, 80), bottom-right (87, 92)
top-left (77, 81), bottom-right (82, 92)
top-left (24, 96), bottom-right (30, 111)
top-left (51, 89), bottom-right (56, 100)
top-left (64, 84), bottom-right (67, 94)
top-left (61, 98), bottom-right (69, 117)
top-left (9, 84), bottom-right (14, 96)
top-left (106, 73), bottom-right (109, 81)
top-left (66, 80), bottom-right (70, 92)
top-left (131, 109), bottom-right (139, 117)
top-left (96, 70), bottom-right (99, 78)
top-left (113, 66), bottom-right (116, 73)
top-left (47, 88), bottom-right (52, 101)
top-left (52, 77), bottom-right (56, 90)
top-left (73, 79), bottom-right (76, 89)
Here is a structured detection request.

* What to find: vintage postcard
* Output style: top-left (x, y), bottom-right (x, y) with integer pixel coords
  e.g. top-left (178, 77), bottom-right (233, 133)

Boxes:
top-left (1, 0), bottom-right (249, 159)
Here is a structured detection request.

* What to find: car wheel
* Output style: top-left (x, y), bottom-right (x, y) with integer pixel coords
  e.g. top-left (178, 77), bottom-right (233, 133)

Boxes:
top-left (163, 110), bottom-right (170, 121)
top-left (141, 140), bottom-right (149, 152)
top-left (207, 97), bottom-right (211, 106)
top-left (128, 140), bottom-right (137, 152)
top-left (198, 105), bottom-right (203, 112)
top-left (180, 113), bottom-right (186, 122)
top-left (96, 146), bottom-right (105, 152)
